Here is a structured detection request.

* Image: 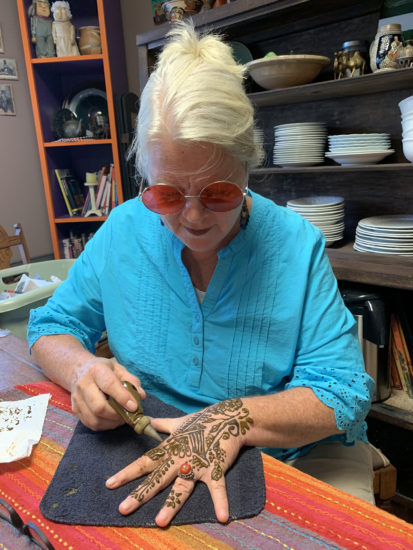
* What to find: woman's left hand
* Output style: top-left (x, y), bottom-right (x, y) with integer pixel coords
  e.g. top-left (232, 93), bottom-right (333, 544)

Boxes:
top-left (105, 398), bottom-right (254, 526)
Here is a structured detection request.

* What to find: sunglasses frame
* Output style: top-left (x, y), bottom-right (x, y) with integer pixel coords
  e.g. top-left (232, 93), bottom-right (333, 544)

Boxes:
top-left (0, 497), bottom-right (55, 550)
top-left (138, 180), bottom-right (247, 215)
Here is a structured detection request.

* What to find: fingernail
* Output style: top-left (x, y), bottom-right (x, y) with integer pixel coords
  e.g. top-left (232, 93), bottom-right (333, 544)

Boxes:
top-left (106, 476), bottom-right (116, 487)
top-left (119, 500), bottom-right (133, 514)
top-left (126, 399), bottom-right (137, 411)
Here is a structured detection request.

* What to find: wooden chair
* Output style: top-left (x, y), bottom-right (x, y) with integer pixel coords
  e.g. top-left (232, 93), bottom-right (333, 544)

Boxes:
top-left (0, 223), bottom-right (31, 269)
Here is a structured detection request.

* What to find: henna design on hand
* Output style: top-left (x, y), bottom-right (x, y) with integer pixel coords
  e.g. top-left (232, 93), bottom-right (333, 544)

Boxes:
top-left (164, 489), bottom-right (182, 509)
top-left (132, 398), bottom-right (253, 503)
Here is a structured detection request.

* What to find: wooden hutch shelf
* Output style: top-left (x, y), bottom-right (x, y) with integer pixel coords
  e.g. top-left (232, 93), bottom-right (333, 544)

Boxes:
top-left (325, 242), bottom-right (413, 291)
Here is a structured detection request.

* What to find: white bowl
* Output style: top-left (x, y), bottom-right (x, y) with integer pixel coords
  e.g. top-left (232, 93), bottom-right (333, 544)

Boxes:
top-left (399, 95), bottom-right (413, 115)
top-left (402, 128), bottom-right (413, 139)
top-left (402, 138), bottom-right (413, 162)
top-left (245, 54), bottom-right (330, 90)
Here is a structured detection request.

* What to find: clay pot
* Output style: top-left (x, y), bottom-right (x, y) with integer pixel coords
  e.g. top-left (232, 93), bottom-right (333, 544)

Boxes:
top-left (78, 26), bottom-right (101, 55)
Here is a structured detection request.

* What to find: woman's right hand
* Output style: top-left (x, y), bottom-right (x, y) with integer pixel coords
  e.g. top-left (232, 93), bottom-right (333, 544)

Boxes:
top-left (70, 357), bottom-right (145, 431)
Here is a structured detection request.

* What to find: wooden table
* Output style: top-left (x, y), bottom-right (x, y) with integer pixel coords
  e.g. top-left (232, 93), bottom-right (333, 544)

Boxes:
top-left (1, 335), bottom-right (412, 550)
top-left (0, 332), bottom-right (48, 389)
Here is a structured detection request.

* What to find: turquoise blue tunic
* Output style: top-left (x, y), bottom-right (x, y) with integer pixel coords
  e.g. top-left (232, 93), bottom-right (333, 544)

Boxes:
top-left (28, 191), bottom-right (374, 460)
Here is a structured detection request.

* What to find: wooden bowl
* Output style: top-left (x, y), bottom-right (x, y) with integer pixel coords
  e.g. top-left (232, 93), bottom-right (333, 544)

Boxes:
top-left (245, 55), bottom-right (330, 90)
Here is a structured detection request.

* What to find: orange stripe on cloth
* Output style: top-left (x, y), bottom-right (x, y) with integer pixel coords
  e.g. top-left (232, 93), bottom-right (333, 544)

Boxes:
top-left (262, 454), bottom-right (413, 550)
top-left (15, 381), bottom-right (72, 412)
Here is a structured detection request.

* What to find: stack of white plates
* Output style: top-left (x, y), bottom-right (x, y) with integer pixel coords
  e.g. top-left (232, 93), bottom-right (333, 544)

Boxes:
top-left (354, 215), bottom-right (413, 255)
top-left (325, 133), bottom-right (394, 166)
top-left (273, 122), bottom-right (327, 167)
top-left (287, 196), bottom-right (345, 246)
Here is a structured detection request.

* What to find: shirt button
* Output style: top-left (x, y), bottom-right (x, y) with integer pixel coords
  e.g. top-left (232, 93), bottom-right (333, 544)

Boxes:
top-left (193, 357), bottom-right (199, 365)
top-left (194, 336), bottom-right (199, 345)
top-left (195, 314), bottom-right (200, 322)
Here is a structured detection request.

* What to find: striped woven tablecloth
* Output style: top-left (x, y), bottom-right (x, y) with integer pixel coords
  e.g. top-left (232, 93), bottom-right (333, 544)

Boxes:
top-left (1, 381), bottom-right (412, 550)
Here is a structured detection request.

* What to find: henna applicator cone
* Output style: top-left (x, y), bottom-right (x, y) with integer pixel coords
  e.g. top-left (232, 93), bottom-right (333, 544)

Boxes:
top-left (107, 381), bottom-right (163, 443)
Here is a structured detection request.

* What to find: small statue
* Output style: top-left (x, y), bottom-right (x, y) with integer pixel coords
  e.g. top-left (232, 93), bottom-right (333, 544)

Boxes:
top-left (333, 51), bottom-right (347, 79)
top-left (51, 1), bottom-right (79, 57)
top-left (345, 50), bottom-right (366, 77)
top-left (28, 0), bottom-right (56, 58)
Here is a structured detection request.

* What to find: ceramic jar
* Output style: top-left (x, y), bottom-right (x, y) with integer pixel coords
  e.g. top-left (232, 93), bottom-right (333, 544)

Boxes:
top-left (78, 26), bottom-right (101, 55)
top-left (162, 0), bottom-right (203, 22)
top-left (369, 23), bottom-right (403, 72)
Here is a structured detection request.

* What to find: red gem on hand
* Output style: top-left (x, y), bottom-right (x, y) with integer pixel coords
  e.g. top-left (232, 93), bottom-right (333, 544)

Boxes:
top-left (180, 462), bottom-right (192, 475)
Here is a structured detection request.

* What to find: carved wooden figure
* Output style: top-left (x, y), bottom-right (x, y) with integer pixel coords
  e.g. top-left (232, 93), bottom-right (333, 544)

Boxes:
top-left (28, 0), bottom-right (55, 58)
top-left (51, 1), bottom-right (79, 57)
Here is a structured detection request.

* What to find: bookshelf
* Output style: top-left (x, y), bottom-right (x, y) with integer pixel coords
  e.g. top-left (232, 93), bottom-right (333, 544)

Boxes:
top-left (17, 0), bottom-right (128, 258)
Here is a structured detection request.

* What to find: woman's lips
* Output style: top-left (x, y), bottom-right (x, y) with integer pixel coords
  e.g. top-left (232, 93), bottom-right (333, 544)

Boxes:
top-left (185, 227), bottom-right (211, 236)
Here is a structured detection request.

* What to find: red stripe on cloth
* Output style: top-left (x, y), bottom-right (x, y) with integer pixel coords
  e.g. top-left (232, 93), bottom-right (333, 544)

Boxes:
top-left (15, 381), bottom-right (72, 412)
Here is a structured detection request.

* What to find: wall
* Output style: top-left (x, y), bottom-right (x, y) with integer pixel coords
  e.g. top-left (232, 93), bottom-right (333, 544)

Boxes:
top-left (0, 0), bottom-right (52, 262)
top-left (120, 0), bottom-right (155, 95)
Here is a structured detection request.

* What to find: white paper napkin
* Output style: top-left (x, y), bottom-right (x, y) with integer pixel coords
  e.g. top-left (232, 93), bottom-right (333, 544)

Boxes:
top-left (0, 393), bottom-right (51, 463)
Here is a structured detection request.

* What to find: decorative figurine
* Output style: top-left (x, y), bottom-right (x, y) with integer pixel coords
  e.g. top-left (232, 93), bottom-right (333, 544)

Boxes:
top-left (333, 51), bottom-right (347, 79)
top-left (345, 50), bottom-right (366, 77)
top-left (84, 172), bottom-right (102, 217)
top-left (334, 49), bottom-right (367, 79)
top-left (28, 0), bottom-right (56, 58)
top-left (51, 1), bottom-right (79, 57)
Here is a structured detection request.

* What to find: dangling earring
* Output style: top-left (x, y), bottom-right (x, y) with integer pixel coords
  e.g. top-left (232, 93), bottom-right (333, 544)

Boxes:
top-left (240, 197), bottom-right (249, 230)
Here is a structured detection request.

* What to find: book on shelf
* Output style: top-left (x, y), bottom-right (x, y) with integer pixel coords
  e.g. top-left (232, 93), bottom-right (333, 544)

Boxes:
top-left (55, 169), bottom-right (84, 216)
top-left (62, 231), bottom-right (95, 259)
top-left (95, 165), bottom-right (110, 210)
top-left (390, 350), bottom-right (403, 390)
top-left (390, 313), bottom-right (413, 398)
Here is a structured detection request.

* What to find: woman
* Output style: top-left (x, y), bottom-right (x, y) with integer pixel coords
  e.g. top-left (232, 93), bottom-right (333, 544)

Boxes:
top-left (28, 22), bottom-right (374, 527)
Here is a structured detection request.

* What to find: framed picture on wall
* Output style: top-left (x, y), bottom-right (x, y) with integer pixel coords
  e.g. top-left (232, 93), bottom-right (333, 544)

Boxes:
top-left (0, 58), bottom-right (18, 80)
top-left (0, 26), bottom-right (4, 54)
top-left (0, 84), bottom-right (16, 115)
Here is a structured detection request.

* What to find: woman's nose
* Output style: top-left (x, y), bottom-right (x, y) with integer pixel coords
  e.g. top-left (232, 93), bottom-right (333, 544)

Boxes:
top-left (181, 196), bottom-right (206, 221)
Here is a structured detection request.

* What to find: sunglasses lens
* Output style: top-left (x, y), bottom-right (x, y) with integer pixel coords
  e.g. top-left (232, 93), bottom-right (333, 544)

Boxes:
top-left (200, 182), bottom-right (244, 212)
top-left (141, 185), bottom-right (185, 214)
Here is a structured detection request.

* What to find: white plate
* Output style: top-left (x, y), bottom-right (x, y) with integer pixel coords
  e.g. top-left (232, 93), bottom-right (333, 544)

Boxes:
top-left (355, 237), bottom-right (413, 249)
top-left (329, 133), bottom-right (389, 139)
top-left (356, 229), bottom-right (413, 240)
top-left (328, 147), bottom-right (391, 153)
top-left (325, 150), bottom-right (394, 165)
top-left (275, 122), bottom-right (327, 129)
top-left (287, 196), bottom-right (344, 208)
top-left (358, 214), bottom-right (413, 230)
top-left (274, 154), bottom-right (325, 160)
top-left (354, 242), bottom-right (413, 255)
top-left (274, 160), bottom-right (324, 167)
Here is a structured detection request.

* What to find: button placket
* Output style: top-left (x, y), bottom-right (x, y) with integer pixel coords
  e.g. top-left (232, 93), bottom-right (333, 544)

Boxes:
top-left (187, 311), bottom-right (203, 387)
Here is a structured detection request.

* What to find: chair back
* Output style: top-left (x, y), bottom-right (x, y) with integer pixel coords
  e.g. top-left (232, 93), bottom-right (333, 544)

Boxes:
top-left (0, 223), bottom-right (31, 269)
